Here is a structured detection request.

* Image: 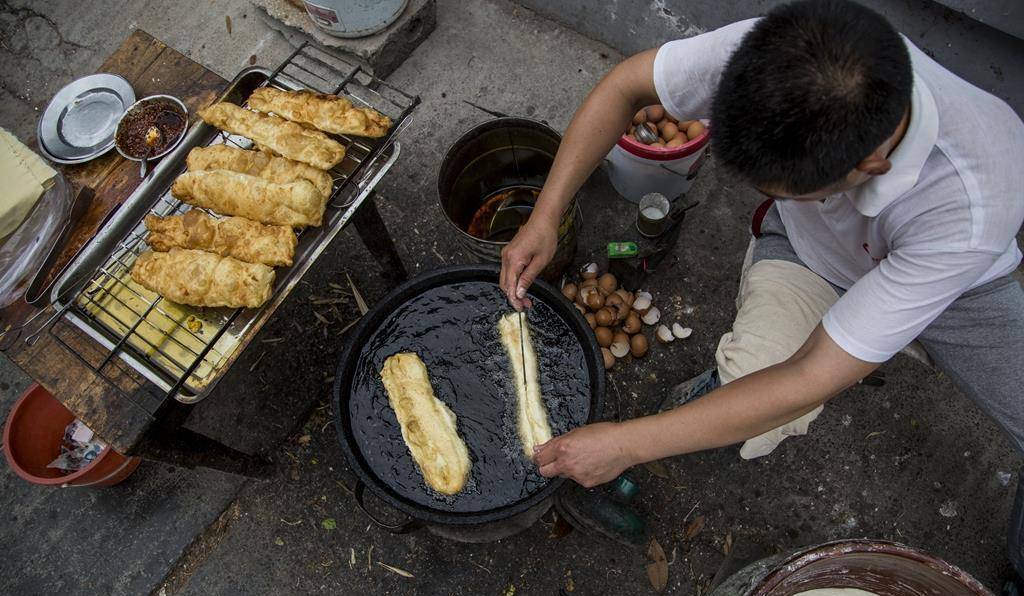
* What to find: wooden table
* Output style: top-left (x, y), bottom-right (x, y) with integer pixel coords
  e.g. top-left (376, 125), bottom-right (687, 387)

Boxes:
top-left (0, 31), bottom-right (406, 467)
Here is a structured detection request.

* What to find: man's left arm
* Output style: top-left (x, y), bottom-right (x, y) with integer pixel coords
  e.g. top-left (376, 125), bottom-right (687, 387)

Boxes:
top-left (535, 324), bottom-right (877, 486)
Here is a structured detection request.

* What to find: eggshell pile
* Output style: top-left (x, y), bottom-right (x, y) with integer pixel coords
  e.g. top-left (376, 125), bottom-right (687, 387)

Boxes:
top-left (626, 104), bottom-right (705, 149)
top-left (560, 264), bottom-right (668, 370)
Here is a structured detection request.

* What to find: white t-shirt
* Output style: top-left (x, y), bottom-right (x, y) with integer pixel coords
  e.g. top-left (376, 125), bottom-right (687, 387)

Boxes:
top-left (653, 19), bottom-right (1024, 362)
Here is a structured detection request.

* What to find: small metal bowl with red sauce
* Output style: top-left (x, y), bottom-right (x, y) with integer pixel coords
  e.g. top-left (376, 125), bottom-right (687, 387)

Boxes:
top-left (114, 94), bottom-right (188, 177)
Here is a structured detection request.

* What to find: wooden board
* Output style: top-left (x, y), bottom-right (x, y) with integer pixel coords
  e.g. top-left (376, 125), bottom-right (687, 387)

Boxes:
top-left (0, 31), bottom-right (228, 454)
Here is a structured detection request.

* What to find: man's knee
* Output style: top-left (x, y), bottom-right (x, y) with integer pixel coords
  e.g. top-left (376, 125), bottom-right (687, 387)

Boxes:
top-left (717, 259), bottom-right (839, 384)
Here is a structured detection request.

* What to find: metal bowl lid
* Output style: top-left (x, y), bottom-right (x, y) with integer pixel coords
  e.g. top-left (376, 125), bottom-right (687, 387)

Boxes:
top-left (37, 73), bottom-right (135, 165)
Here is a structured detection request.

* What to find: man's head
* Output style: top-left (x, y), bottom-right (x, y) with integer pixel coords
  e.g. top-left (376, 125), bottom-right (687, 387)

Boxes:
top-left (711, 0), bottom-right (913, 200)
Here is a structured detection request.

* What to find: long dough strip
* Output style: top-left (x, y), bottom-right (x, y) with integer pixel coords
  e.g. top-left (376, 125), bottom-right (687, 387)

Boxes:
top-left (171, 170), bottom-right (327, 228)
top-left (186, 145), bottom-right (334, 198)
top-left (197, 103), bottom-right (345, 169)
top-left (145, 211), bottom-right (297, 267)
top-left (497, 313), bottom-right (552, 457)
top-left (380, 353), bottom-right (471, 495)
top-left (130, 248), bottom-right (274, 309)
top-left (249, 87), bottom-right (391, 138)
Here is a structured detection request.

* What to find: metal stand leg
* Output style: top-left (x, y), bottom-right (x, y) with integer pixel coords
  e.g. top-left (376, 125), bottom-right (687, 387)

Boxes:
top-left (352, 193), bottom-right (408, 285)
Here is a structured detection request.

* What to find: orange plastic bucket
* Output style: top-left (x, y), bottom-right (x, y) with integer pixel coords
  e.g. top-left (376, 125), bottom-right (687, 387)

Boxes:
top-left (3, 384), bottom-right (140, 487)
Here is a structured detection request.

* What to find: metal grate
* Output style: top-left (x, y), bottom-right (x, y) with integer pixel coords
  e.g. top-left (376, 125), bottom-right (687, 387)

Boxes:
top-left (49, 43), bottom-right (419, 408)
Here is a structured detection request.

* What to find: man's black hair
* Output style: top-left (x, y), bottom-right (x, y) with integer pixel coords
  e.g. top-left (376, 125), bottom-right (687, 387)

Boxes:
top-left (710, 0), bottom-right (913, 195)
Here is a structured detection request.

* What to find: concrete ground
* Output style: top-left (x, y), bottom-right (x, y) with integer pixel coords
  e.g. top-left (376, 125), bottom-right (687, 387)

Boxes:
top-left (1, 0), bottom-right (1022, 594)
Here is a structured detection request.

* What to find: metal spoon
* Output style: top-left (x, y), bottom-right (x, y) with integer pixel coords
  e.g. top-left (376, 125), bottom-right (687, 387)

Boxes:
top-left (139, 126), bottom-right (162, 178)
top-left (634, 122), bottom-right (659, 145)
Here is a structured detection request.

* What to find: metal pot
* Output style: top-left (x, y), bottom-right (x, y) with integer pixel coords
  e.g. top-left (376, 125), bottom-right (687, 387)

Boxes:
top-left (332, 264), bottom-right (604, 541)
top-left (710, 539), bottom-right (990, 596)
top-left (437, 118), bottom-right (580, 281)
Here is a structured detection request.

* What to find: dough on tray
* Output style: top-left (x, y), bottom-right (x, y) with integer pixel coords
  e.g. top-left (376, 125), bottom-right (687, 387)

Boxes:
top-left (145, 211), bottom-right (297, 267)
top-left (130, 248), bottom-right (275, 309)
top-left (171, 170), bottom-right (327, 228)
top-left (249, 87), bottom-right (391, 138)
top-left (198, 102), bottom-right (345, 169)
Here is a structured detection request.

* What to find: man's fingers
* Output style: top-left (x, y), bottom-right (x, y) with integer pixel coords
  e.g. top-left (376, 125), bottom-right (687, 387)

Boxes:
top-left (538, 462), bottom-right (561, 478)
top-left (502, 256), bottom-right (528, 310)
top-left (532, 440), bottom-right (558, 466)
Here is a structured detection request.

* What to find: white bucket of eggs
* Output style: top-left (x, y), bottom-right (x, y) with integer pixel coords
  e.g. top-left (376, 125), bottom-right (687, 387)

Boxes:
top-left (603, 104), bottom-right (710, 203)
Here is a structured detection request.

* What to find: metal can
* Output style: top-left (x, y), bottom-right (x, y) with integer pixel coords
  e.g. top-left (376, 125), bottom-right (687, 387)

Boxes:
top-left (302, 0), bottom-right (408, 39)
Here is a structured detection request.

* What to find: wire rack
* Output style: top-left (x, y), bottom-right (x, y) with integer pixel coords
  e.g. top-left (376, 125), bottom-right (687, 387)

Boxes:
top-left (48, 43), bottom-right (419, 409)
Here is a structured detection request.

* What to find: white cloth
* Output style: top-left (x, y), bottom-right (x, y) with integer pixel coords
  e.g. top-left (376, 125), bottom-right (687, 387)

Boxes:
top-left (654, 19), bottom-right (1024, 363)
top-left (716, 241), bottom-right (839, 459)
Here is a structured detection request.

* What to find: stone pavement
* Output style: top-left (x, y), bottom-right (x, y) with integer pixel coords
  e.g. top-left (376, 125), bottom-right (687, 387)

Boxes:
top-left (1, 0), bottom-right (1021, 594)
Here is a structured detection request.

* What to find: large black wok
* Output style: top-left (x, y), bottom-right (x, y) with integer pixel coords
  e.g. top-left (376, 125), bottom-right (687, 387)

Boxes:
top-left (332, 265), bottom-right (604, 540)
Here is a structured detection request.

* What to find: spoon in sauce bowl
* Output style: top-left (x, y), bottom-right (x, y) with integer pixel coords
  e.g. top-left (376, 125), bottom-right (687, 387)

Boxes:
top-left (139, 126), bottom-right (162, 179)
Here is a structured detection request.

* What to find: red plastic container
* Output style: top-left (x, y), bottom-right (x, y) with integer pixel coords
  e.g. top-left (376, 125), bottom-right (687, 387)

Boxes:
top-left (3, 384), bottom-right (140, 487)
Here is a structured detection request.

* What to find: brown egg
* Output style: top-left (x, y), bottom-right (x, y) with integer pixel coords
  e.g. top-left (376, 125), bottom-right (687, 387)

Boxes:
top-left (666, 136), bottom-right (686, 148)
top-left (646, 105), bottom-right (665, 122)
top-left (601, 347), bottom-right (615, 370)
top-left (605, 293), bottom-right (623, 308)
top-left (623, 312), bottom-right (642, 334)
top-left (653, 141), bottom-right (666, 147)
top-left (598, 273), bottom-right (617, 294)
top-left (614, 302), bottom-right (631, 322)
top-left (630, 333), bottom-right (649, 358)
top-left (632, 109), bottom-right (646, 125)
top-left (661, 122), bottom-right (679, 141)
top-left (584, 312), bottom-right (596, 329)
top-left (561, 282), bottom-right (578, 302)
top-left (678, 120), bottom-right (695, 130)
top-left (586, 290), bottom-right (605, 311)
top-left (655, 118), bottom-right (669, 133)
top-left (594, 326), bottom-right (613, 348)
top-left (686, 121), bottom-right (706, 140)
top-left (581, 277), bottom-right (599, 289)
top-left (595, 307), bottom-right (615, 327)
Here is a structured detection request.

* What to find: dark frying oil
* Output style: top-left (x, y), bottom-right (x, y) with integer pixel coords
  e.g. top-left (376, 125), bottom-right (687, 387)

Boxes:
top-left (349, 281), bottom-right (590, 513)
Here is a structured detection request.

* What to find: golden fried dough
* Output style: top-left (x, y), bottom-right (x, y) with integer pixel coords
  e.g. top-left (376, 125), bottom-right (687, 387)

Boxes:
top-left (249, 87), bottom-right (391, 138)
top-left (145, 211), bottom-right (297, 267)
top-left (380, 353), bottom-right (471, 495)
top-left (497, 313), bottom-right (552, 457)
top-left (185, 145), bottom-right (333, 199)
top-left (171, 170), bottom-right (327, 228)
top-left (198, 103), bottom-right (345, 169)
top-left (130, 248), bottom-right (274, 309)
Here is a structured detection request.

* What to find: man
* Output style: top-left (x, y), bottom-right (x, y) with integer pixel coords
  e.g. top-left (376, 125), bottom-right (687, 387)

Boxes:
top-left (499, 0), bottom-right (1024, 589)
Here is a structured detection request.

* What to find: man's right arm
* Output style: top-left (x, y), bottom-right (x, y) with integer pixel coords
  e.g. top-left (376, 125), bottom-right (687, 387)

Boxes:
top-left (500, 49), bottom-right (661, 309)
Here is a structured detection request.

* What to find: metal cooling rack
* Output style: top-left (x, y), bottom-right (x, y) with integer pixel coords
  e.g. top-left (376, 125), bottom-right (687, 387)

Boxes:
top-left (45, 43), bottom-right (419, 408)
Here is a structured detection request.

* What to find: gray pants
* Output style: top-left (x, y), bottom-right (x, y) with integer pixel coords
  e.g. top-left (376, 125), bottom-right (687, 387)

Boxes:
top-left (755, 204), bottom-right (1024, 574)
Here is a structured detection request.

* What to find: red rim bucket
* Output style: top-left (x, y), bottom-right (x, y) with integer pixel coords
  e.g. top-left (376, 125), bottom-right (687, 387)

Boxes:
top-left (3, 384), bottom-right (140, 487)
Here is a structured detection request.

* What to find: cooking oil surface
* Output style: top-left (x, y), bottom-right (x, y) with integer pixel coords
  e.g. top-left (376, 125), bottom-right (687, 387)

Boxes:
top-left (349, 281), bottom-right (591, 513)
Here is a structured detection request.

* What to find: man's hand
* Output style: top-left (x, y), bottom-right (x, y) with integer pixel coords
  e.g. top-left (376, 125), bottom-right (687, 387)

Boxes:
top-left (500, 219), bottom-right (558, 310)
top-left (533, 422), bottom-right (635, 488)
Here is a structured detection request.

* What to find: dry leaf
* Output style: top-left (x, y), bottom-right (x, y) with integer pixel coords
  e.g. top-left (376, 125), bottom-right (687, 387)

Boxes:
top-left (378, 562), bottom-right (414, 578)
top-left (296, 434), bottom-right (312, 446)
top-left (549, 511), bottom-right (574, 539)
top-left (644, 460), bottom-right (671, 479)
top-left (864, 431), bottom-right (885, 440)
top-left (347, 273), bottom-right (369, 314)
top-left (646, 537), bottom-right (668, 593)
top-left (225, 15), bottom-right (232, 34)
top-left (683, 515), bottom-right (705, 541)
top-left (722, 531), bottom-right (733, 555)
top-left (249, 54), bottom-right (257, 65)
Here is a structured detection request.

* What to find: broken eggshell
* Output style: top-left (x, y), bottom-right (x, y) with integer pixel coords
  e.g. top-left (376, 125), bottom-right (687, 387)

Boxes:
top-left (672, 323), bottom-right (693, 339)
top-left (601, 347), bottom-right (615, 370)
top-left (610, 332), bottom-right (630, 358)
top-left (641, 306), bottom-right (661, 325)
top-left (656, 325), bottom-right (675, 344)
top-left (581, 262), bottom-right (599, 280)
